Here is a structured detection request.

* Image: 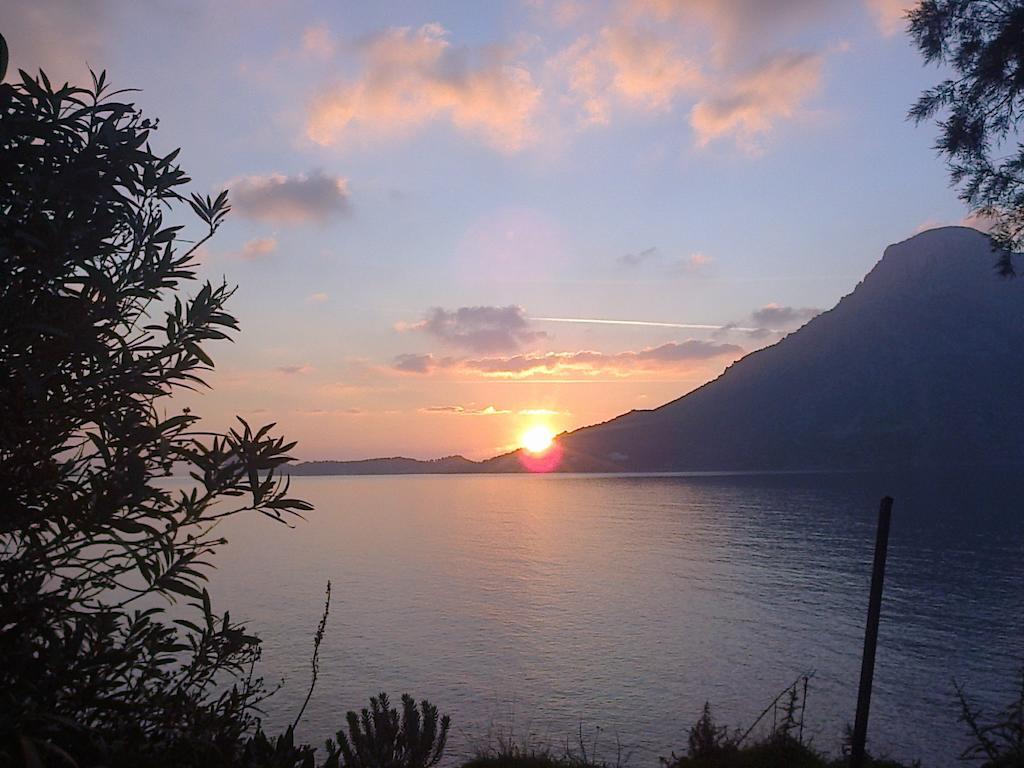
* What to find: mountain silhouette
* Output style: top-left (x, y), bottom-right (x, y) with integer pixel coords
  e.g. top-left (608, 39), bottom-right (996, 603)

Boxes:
top-left (287, 455), bottom-right (479, 476)
top-left (480, 226), bottom-right (1024, 472)
top-left (289, 227), bottom-right (1023, 475)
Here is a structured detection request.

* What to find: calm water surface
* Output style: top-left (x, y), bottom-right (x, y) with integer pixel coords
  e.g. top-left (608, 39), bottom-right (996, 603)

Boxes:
top-left (207, 471), bottom-right (1024, 767)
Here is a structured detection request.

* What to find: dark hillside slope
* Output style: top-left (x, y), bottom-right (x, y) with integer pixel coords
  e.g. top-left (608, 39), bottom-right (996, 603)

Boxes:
top-left (484, 227), bottom-right (1024, 472)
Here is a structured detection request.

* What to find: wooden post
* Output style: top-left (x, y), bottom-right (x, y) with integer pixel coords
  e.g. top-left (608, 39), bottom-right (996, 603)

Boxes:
top-left (850, 496), bottom-right (894, 768)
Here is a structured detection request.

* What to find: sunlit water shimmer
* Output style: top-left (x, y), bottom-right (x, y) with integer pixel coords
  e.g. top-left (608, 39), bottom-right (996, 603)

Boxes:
top-left (203, 471), bottom-right (1024, 767)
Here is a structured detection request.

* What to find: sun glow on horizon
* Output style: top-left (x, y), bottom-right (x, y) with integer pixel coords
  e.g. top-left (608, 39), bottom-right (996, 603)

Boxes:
top-left (520, 424), bottom-right (556, 454)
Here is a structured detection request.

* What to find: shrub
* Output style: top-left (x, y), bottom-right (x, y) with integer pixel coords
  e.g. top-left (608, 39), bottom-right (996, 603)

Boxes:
top-left (325, 693), bottom-right (451, 768)
top-left (957, 666), bottom-right (1024, 767)
top-left (688, 703), bottom-right (737, 759)
top-left (0, 54), bottom-right (310, 765)
top-left (467, 722), bottom-right (625, 768)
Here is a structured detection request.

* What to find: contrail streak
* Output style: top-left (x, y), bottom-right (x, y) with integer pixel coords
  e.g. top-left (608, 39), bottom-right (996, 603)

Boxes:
top-left (529, 316), bottom-right (766, 333)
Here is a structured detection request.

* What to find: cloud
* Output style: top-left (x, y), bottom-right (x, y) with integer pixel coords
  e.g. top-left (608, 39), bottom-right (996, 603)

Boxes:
top-left (307, 23), bottom-right (541, 152)
top-left (238, 236), bottom-right (278, 260)
top-left (294, 406), bottom-right (365, 415)
top-left (420, 405), bottom-right (511, 416)
top-left (306, 292), bottom-right (329, 303)
top-left (302, 23), bottom-right (338, 59)
top-left (690, 51), bottom-right (823, 150)
top-left (231, 170), bottom-right (350, 224)
top-left (552, 26), bottom-right (701, 125)
top-left (673, 252), bottom-right (713, 273)
top-left (394, 340), bottom-right (743, 378)
top-left (293, 3), bottom-right (847, 153)
top-left (552, 0), bottom-right (588, 26)
top-left (275, 364), bottom-right (316, 375)
top-left (398, 305), bottom-right (547, 353)
top-left (627, 0), bottom-right (844, 54)
top-left (618, 247), bottom-right (712, 274)
top-left (961, 211), bottom-right (998, 233)
top-left (461, 340), bottom-right (743, 378)
top-left (913, 218), bottom-right (944, 235)
top-left (548, 2), bottom-right (833, 149)
top-left (419, 404), bottom-right (567, 416)
top-left (750, 303), bottom-right (822, 328)
top-left (619, 246), bottom-right (659, 266)
top-left (2, 0), bottom-right (111, 82)
top-left (865, 0), bottom-right (913, 36)
top-left (393, 353), bottom-right (447, 374)
top-left (527, 0), bottom-right (590, 27)
top-left (604, 27), bottom-right (701, 108)
top-left (916, 212), bottom-right (998, 235)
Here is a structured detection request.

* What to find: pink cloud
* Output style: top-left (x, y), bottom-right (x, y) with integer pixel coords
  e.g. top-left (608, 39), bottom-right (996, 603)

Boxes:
top-left (552, 26), bottom-right (701, 124)
top-left (1, 0), bottom-right (110, 83)
top-left (302, 23), bottom-right (338, 59)
top-left (961, 211), bottom-right (998, 233)
top-left (690, 51), bottom-right (823, 150)
top-left (674, 252), bottom-right (713, 273)
top-left (865, 0), bottom-right (914, 37)
top-left (419, 405), bottom-right (511, 416)
top-left (547, 3), bottom-right (834, 149)
top-left (393, 340), bottom-right (743, 379)
top-left (307, 23), bottom-right (541, 152)
top-left (238, 236), bottom-right (278, 260)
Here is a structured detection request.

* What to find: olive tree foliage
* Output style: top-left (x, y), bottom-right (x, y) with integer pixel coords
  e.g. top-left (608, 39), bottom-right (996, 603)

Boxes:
top-left (0, 49), bottom-right (314, 764)
top-left (909, 0), bottom-right (1024, 275)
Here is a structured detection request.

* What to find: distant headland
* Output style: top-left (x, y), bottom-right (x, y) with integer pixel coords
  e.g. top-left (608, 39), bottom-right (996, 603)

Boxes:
top-left (289, 227), bottom-right (1024, 477)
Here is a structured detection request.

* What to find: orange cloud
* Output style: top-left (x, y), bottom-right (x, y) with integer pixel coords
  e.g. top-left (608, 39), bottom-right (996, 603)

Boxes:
top-left (419, 405), bottom-right (511, 416)
top-left (302, 23), bottom-right (338, 59)
top-left (547, 2), bottom-right (832, 148)
top-left (238, 236), bottom-right (278, 260)
top-left (690, 51), bottom-right (822, 150)
top-left (865, 0), bottom-right (914, 36)
top-left (393, 340), bottom-right (743, 379)
top-left (307, 23), bottom-right (541, 152)
top-left (683, 252), bottom-right (713, 271)
top-left (552, 26), bottom-right (701, 124)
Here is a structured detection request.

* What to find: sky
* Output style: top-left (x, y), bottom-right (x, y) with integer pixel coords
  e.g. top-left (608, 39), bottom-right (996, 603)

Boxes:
top-left (3, 0), bottom-right (979, 461)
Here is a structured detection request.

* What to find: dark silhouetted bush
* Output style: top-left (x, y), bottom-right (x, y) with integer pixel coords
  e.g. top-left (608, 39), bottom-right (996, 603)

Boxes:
top-left (0, 47), bottom-right (312, 765)
top-left (325, 693), bottom-right (451, 768)
top-left (956, 666), bottom-right (1024, 767)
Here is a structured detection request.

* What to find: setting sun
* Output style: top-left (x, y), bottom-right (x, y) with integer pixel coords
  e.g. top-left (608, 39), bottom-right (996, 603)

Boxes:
top-left (520, 424), bottom-right (555, 454)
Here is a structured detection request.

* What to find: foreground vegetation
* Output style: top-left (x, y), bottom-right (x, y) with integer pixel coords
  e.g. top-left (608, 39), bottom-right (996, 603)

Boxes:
top-left (465, 673), bottom-right (1024, 768)
top-left (5, 1), bottom-right (1024, 763)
